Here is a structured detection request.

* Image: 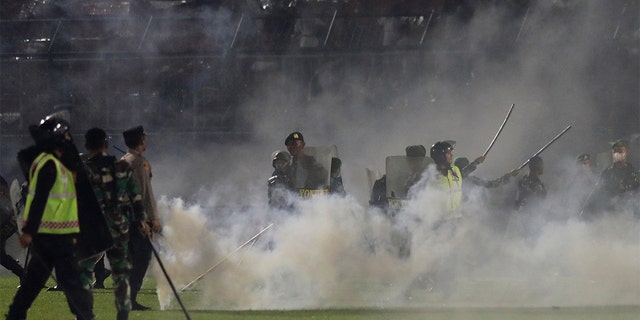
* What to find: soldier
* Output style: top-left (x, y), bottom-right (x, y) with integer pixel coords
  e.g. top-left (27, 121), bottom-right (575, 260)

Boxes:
top-left (121, 125), bottom-right (160, 311)
top-left (597, 140), bottom-right (639, 196)
top-left (506, 156), bottom-right (547, 243)
top-left (585, 139), bottom-right (640, 218)
top-left (6, 118), bottom-right (94, 320)
top-left (564, 153), bottom-right (598, 216)
top-left (268, 150), bottom-right (294, 209)
top-left (514, 156), bottom-right (546, 213)
top-left (80, 128), bottom-right (150, 320)
top-left (572, 153), bottom-right (597, 188)
top-left (0, 175), bottom-right (24, 280)
top-left (285, 131), bottom-right (305, 160)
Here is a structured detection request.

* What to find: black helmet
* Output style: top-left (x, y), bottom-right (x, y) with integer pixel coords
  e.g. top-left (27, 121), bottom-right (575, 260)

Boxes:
top-left (430, 141), bottom-right (454, 165)
top-left (272, 150), bottom-right (291, 168)
top-left (30, 115), bottom-right (71, 152)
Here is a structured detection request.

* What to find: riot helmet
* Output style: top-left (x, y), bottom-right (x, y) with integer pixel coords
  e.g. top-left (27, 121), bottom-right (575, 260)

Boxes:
top-left (430, 141), bottom-right (454, 165)
top-left (272, 150), bottom-right (292, 169)
top-left (30, 114), bottom-right (72, 152)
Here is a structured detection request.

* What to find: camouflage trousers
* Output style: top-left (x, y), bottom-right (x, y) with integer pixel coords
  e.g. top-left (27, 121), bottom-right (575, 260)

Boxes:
top-left (79, 229), bottom-right (132, 312)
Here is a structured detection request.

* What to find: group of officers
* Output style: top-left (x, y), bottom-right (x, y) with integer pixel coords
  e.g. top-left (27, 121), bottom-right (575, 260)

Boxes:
top-left (2, 125), bottom-right (638, 318)
top-left (2, 114), bottom-right (161, 320)
top-left (268, 131), bottom-right (639, 236)
top-left (266, 131), bottom-right (639, 297)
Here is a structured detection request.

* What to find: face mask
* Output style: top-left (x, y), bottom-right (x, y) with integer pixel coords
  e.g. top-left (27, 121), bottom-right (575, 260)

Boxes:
top-left (613, 152), bottom-right (626, 163)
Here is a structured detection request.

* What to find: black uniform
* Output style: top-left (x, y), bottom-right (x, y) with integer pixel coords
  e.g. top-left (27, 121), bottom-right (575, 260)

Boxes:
top-left (6, 160), bottom-right (94, 320)
top-left (268, 168), bottom-right (293, 209)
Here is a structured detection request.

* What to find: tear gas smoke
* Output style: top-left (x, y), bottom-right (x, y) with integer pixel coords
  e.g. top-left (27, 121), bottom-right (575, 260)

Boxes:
top-left (141, 1), bottom-right (639, 311)
top-left (151, 175), bottom-right (639, 310)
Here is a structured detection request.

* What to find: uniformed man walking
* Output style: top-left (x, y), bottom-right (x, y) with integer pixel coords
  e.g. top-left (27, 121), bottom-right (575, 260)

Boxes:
top-left (81, 128), bottom-right (150, 320)
top-left (584, 139), bottom-right (640, 219)
top-left (6, 118), bottom-right (94, 320)
top-left (121, 126), bottom-right (161, 311)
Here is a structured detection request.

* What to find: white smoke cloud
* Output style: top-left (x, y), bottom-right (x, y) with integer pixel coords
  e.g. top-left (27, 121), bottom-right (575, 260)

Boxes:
top-left (141, 1), bottom-right (639, 312)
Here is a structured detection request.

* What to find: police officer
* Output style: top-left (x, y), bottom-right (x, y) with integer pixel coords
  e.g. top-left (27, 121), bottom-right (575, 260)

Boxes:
top-left (429, 141), bottom-right (463, 221)
top-left (268, 150), bottom-right (294, 209)
top-left (81, 128), bottom-right (150, 320)
top-left (121, 125), bottom-right (160, 311)
top-left (6, 118), bottom-right (94, 320)
top-left (284, 131), bottom-right (332, 192)
top-left (369, 145), bottom-right (427, 211)
top-left (0, 175), bottom-right (24, 280)
top-left (406, 141), bottom-right (463, 299)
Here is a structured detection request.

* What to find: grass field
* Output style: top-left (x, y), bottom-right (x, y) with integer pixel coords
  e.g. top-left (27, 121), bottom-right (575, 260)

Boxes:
top-left (0, 276), bottom-right (638, 320)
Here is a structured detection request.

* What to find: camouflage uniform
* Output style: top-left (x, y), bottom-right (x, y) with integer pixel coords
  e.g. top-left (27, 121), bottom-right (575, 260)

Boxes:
top-left (599, 164), bottom-right (640, 196)
top-left (514, 173), bottom-right (546, 212)
top-left (80, 153), bottom-right (146, 313)
top-left (589, 163), bottom-right (640, 217)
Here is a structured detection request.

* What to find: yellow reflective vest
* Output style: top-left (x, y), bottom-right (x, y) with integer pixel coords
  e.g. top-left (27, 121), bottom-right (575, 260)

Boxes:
top-left (24, 152), bottom-right (79, 234)
top-left (437, 165), bottom-right (463, 219)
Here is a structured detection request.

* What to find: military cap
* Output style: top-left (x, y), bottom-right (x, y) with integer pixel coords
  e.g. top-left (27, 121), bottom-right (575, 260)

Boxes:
top-left (576, 153), bottom-right (590, 163)
top-left (122, 125), bottom-right (146, 148)
top-left (610, 139), bottom-right (629, 149)
top-left (405, 145), bottom-right (427, 157)
top-left (285, 131), bottom-right (304, 146)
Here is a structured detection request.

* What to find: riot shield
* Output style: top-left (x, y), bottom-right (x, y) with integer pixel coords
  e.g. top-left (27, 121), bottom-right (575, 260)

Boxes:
top-left (366, 168), bottom-right (384, 195)
top-left (385, 155), bottom-right (433, 208)
top-left (292, 145), bottom-right (336, 198)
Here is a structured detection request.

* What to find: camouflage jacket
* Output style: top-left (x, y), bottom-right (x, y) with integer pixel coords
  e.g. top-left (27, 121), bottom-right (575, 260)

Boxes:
top-left (598, 163), bottom-right (640, 196)
top-left (515, 173), bottom-right (546, 211)
top-left (83, 153), bottom-right (146, 227)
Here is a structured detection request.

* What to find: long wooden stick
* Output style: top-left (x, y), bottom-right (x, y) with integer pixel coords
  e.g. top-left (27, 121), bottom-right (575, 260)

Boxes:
top-left (519, 125), bottom-right (572, 169)
top-left (180, 223), bottom-right (274, 292)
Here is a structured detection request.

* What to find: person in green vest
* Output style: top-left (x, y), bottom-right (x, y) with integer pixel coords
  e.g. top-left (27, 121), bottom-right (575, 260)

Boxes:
top-left (6, 118), bottom-right (94, 320)
top-left (429, 141), bottom-right (463, 222)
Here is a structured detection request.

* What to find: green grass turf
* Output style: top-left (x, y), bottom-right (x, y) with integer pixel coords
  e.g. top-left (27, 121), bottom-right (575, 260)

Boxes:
top-left (1, 276), bottom-right (638, 319)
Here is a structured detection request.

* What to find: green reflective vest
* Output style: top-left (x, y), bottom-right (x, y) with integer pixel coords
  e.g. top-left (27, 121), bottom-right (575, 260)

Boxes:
top-left (24, 152), bottom-right (79, 234)
top-left (438, 165), bottom-right (463, 219)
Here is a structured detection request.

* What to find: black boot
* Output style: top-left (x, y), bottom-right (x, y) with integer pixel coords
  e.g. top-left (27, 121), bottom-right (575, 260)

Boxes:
top-left (116, 310), bottom-right (128, 320)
